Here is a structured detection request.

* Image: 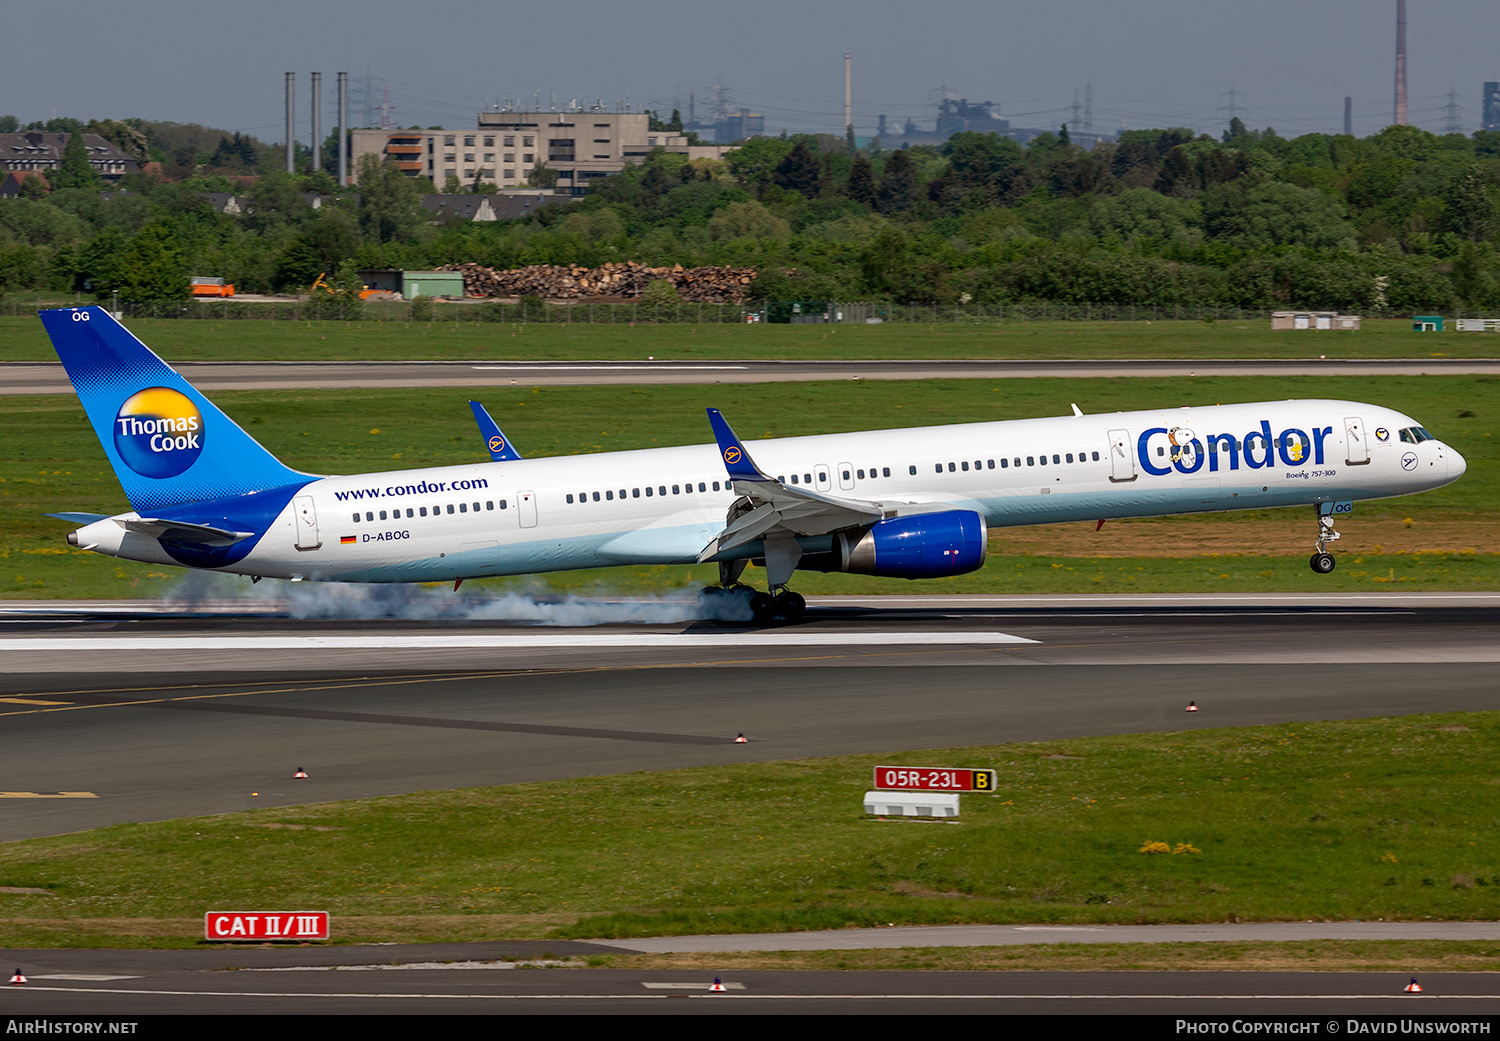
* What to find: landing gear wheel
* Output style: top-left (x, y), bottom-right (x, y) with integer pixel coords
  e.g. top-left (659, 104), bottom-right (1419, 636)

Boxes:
top-left (748, 591), bottom-right (776, 622)
top-left (774, 590), bottom-right (806, 621)
top-left (1309, 552), bottom-right (1336, 574)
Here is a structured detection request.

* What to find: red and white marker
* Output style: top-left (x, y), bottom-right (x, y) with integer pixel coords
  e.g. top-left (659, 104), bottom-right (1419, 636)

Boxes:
top-left (734, 733), bottom-right (748, 744)
top-left (1405, 977), bottom-right (1424, 993)
top-left (710, 977), bottom-right (726, 992)
top-left (294, 768), bottom-right (308, 779)
top-left (1185, 701), bottom-right (1199, 713)
top-left (9, 969), bottom-right (26, 985)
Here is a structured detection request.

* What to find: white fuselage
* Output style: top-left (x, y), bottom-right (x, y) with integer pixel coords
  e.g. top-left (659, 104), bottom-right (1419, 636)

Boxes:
top-left (77, 399), bottom-right (1465, 583)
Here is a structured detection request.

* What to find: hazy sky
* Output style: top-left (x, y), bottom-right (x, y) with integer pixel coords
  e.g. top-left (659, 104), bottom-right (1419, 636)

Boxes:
top-left (5, 1), bottom-right (1497, 142)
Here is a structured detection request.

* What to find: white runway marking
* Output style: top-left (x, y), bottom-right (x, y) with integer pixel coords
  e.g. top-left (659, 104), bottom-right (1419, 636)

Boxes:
top-left (470, 364), bottom-right (748, 371)
top-left (0, 631), bottom-right (1038, 651)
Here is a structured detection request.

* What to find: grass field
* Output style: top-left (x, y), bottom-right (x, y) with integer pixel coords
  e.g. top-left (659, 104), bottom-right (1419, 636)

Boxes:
top-left (3, 313), bottom-right (1500, 362)
top-left (1, 712), bottom-right (1496, 951)
top-left (2, 375), bottom-right (1494, 598)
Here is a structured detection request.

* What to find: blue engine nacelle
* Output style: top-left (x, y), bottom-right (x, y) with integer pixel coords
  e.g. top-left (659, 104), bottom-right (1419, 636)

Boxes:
top-left (829, 510), bottom-right (987, 579)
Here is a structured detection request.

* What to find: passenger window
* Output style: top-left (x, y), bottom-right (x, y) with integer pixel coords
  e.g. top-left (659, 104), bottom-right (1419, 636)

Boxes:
top-left (883, 467), bottom-right (891, 477)
top-left (1052, 455), bottom-right (1060, 465)
top-left (699, 482), bottom-right (707, 492)
top-left (1066, 453), bottom-right (1074, 463)
top-left (500, 500), bottom-right (507, 509)
top-left (659, 485), bottom-right (666, 496)
top-left (593, 492), bottom-right (601, 502)
top-left (713, 481), bottom-right (721, 491)
top-left (566, 494), bottom-right (574, 504)
top-left (606, 490), bottom-right (614, 500)
top-left (934, 464), bottom-right (942, 474)
top-left (645, 486), bottom-right (653, 496)
top-left (1027, 457), bottom-right (1035, 466)
top-left (632, 488), bottom-right (640, 498)
top-left (1039, 456), bottom-right (1047, 466)
top-left (805, 473), bottom-right (813, 484)
top-left (1001, 458), bottom-right (1008, 468)
top-left (486, 501), bottom-right (494, 510)
top-left (909, 465), bottom-right (917, 475)
top-left (791, 474), bottom-right (799, 484)
top-left (407, 509), bottom-right (414, 518)
top-left (672, 485), bottom-right (680, 495)
top-left (420, 507), bottom-right (427, 516)
top-left (352, 513), bottom-right (360, 523)
top-left (1092, 451), bottom-right (1100, 461)
top-left (446, 504), bottom-right (455, 514)
top-left (948, 462), bottom-right (956, 472)
top-left (843, 470), bottom-right (851, 481)
top-left (987, 459), bottom-right (994, 469)
top-left (379, 510), bottom-right (387, 520)
top-left (459, 503), bottom-right (467, 513)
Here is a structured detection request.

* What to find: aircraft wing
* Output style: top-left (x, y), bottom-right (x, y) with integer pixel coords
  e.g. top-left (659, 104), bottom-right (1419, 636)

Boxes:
top-left (469, 401), bottom-right (523, 462)
top-left (699, 408), bottom-right (945, 567)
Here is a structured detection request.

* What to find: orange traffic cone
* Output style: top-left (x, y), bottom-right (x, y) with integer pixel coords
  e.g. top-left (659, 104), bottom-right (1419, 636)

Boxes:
top-left (9, 969), bottom-right (25, 985)
top-left (1405, 977), bottom-right (1423, 993)
top-left (294, 768), bottom-right (308, 779)
top-left (710, 977), bottom-right (726, 992)
top-left (734, 733), bottom-right (747, 743)
top-left (1185, 701), bottom-right (1199, 712)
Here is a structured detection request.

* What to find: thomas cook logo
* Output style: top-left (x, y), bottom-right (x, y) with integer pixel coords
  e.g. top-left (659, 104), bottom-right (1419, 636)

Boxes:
top-left (723, 446), bottom-right (742, 465)
top-left (488, 435), bottom-right (505, 453)
top-left (112, 387), bottom-right (204, 479)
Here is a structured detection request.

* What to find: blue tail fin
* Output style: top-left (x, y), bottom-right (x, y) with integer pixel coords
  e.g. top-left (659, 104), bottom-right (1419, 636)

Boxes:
top-left (39, 306), bottom-right (314, 511)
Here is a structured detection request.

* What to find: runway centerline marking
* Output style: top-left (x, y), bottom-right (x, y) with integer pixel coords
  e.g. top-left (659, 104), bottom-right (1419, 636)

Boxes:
top-left (0, 632), bottom-right (1038, 652)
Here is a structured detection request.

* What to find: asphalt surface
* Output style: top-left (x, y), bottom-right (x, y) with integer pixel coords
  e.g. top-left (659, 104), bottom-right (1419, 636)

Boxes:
top-left (6, 356), bottom-right (1500, 394)
top-left (1, 594), bottom-right (1495, 839)
top-left (3, 592), bottom-right (1497, 1016)
top-left (3, 962), bottom-right (1497, 1015)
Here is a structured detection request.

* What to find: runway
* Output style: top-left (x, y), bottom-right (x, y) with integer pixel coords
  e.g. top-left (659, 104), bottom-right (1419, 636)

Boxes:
top-left (1, 594), bottom-right (1495, 842)
top-left (5, 356), bottom-right (1500, 393)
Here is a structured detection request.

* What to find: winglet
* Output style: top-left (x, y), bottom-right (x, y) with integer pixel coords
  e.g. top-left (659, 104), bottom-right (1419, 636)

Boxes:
top-left (706, 408), bottom-right (769, 482)
top-left (469, 401), bottom-right (522, 461)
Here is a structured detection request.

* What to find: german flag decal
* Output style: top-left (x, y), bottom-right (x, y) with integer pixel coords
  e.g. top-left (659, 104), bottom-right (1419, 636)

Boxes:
top-left (340, 535), bottom-right (356, 545)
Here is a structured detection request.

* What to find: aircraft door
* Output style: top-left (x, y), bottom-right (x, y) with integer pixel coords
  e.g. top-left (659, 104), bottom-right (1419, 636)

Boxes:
top-left (293, 495), bottom-right (320, 550)
top-left (1344, 416), bottom-right (1370, 465)
top-left (518, 490), bottom-right (537, 528)
top-left (815, 466), bottom-right (831, 492)
top-left (1107, 429), bottom-right (1136, 482)
top-left (838, 462), bottom-right (854, 491)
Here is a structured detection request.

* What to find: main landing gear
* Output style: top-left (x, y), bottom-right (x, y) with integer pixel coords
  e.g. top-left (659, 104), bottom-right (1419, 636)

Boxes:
top-left (697, 561), bottom-right (806, 622)
top-left (1309, 503), bottom-right (1342, 574)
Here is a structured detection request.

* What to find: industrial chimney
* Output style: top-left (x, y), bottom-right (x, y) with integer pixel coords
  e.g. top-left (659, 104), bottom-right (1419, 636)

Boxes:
top-left (1394, 0), bottom-right (1408, 126)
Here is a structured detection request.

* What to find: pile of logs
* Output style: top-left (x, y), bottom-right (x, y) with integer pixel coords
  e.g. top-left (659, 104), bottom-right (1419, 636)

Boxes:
top-left (438, 261), bottom-right (757, 303)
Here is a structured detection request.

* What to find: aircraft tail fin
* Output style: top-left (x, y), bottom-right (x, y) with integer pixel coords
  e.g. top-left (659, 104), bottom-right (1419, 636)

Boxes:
top-left (38, 306), bottom-right (314, 511)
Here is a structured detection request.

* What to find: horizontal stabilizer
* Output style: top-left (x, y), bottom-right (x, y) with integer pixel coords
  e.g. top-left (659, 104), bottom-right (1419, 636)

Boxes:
top-left (47, 512), bottom-right (110, 525)
top-left (123, 518), bottom-right (256, 546)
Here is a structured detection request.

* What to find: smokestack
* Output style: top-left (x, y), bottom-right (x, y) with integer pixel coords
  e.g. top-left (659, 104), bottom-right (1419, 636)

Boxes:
top-left (338, 72), bottom-right (348, 186)
top-left (311, 72), bottom-right (322, 176)
top-left (285, 72), bottom-right (295, 173)
top-left (1395, 0), bottom-right (1408, 125)
top-left (844, 53), bottom-right (852, 137)
top-left (1344, 96), bottom-right (1353, 136)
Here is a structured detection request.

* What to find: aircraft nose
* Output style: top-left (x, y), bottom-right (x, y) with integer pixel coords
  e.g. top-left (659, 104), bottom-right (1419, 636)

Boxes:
top-left (1448, 446), bottom-right (1467, 482)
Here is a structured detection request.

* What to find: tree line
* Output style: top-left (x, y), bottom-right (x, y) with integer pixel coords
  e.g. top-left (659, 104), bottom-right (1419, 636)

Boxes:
top-left (2, 113), bottom-right (1499, 312)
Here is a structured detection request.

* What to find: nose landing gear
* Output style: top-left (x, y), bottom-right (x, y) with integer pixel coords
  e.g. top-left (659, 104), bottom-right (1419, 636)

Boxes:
top-left (1309, 503), bottom-right (1343, 574)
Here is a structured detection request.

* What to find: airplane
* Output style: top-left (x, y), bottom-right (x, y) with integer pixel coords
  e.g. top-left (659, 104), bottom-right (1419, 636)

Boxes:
top-left (40, 306), bottom-right (1466, 621)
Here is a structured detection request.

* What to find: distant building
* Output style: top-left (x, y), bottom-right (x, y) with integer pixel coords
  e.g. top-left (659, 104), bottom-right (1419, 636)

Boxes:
top-left (1484, 82), bottom-right (1500, 132)
top-left (715, 110), bottom-right (764, 144)
top-left (0, 132), bottom-right (139, 183)
top-left (352, 110), bottom-right (733, 195)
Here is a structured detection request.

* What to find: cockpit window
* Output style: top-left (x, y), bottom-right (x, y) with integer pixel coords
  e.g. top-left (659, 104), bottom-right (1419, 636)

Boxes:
top-left (1399, 427), bottom-right (1436, 444)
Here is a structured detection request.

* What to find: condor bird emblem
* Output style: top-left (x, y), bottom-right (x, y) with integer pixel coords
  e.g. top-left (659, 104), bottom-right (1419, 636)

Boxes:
top-left (723, 446), bottom-right (742, 465)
